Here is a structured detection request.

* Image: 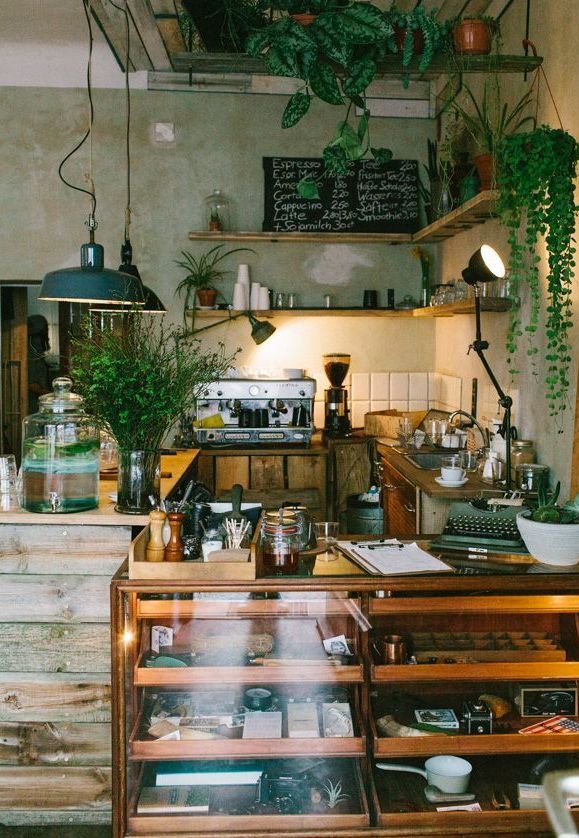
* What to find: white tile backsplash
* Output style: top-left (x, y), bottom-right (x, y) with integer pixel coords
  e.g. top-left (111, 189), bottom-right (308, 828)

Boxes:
top-left (409, 372), bottom-right (428, 401)
top-left (371, 400), bottom-right (390, 412)
top-left (390, 373), bottom-right (409, 401)
top-left (409, 400), bottom-right (428, 412)
top-left (428, 372), bottom-right (441, 402)
top-left (390, 400), bottom-right (409, 412)
top-left (351, 373), bottom-right (370, 401)
top-left (351, 400), bottom-right (370, 429)
top-left (370, 373), bottom-right (390, 401)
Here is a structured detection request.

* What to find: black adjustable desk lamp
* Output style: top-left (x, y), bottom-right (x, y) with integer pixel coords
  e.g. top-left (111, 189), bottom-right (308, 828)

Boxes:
top-left (462, 245), bottom-right (513, 491)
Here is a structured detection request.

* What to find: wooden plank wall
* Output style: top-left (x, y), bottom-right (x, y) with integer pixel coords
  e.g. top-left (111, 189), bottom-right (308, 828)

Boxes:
top-left (0, 524), bottom-right (131, 827)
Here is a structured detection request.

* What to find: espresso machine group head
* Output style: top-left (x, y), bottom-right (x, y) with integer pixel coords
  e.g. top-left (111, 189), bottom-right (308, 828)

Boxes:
top-left (323, 353), bottom-right (352, 438)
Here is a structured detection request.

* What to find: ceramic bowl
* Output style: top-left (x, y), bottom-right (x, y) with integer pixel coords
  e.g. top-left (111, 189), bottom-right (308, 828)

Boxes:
top-left (517, 512), bottom-right (579, 567)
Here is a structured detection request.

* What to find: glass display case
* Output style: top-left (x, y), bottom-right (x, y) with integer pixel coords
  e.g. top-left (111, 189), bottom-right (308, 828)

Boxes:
top-left (112, 557), bottom-right (579, 837)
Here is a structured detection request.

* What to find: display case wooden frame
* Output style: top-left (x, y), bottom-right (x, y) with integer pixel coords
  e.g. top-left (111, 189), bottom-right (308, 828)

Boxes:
top-left (112, 562), bottom-right (579, 837)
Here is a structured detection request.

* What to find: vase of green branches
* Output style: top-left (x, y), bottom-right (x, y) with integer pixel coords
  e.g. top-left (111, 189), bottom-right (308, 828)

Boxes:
top-left (71, 315), bottom-right (235, 513)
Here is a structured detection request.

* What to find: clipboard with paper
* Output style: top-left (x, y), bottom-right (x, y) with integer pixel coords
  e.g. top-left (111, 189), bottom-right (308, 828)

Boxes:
top-left (337, 540), bottom-right (454, 576)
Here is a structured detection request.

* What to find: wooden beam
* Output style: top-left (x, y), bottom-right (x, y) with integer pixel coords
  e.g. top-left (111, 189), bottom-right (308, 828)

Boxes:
top-left (90, 0), bottom-right (170, 71)
top-left (0, 624), bottom-right (110, 673)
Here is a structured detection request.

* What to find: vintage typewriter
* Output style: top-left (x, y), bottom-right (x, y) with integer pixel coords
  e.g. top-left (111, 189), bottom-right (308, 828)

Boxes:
top-left (432, 499), bottom-right (530, 554)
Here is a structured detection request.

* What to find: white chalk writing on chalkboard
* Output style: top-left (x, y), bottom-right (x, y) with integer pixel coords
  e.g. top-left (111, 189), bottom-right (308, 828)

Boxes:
top-left (263, 157), bottom-right (419, 234)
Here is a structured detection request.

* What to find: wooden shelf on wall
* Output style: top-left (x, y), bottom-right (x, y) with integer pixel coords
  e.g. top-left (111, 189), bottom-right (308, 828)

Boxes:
top-left (187, 299), bottom-right (511, 320)
top-left (172, 53), bottom-right (542, 80)
top-left (188, 191), bottom-right (498, 246)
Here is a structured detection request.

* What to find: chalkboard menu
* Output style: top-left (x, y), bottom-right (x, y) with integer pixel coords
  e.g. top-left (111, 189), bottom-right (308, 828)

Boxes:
top-left (263, 157), bottom-right (419, 234)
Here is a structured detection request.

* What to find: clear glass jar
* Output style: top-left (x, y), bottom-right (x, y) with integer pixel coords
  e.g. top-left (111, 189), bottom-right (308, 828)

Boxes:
top-left (261, 513), bottom-right (301, 575)
top-left (21, 377), bottom-right (99, 513)
top-left (511, 439), bottom-right (536, 469)
top-left (204, 189), bottom-right (231, 231)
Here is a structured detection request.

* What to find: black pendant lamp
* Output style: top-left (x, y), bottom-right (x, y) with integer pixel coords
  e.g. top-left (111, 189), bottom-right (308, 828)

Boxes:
top-left (39, 0), bottom-right (143, 307)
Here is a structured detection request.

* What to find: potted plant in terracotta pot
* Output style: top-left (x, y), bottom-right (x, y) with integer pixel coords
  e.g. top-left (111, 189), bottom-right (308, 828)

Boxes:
top-left (450, 15), bottom-right (497, 55)
top-left (450, 79), bottom-right (535, 190)
top-left (517, 481), bottom-right (579, 567)
top-left (175, 244), bottom-right (253, 312)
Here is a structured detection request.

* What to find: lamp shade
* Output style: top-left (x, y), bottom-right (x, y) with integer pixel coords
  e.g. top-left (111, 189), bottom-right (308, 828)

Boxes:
top-left (462, 245), bottom-right (506, 286)
top-left (248, 314), bottom-right (276, 345)
top-left (39, 241), bottom-right (144, 305)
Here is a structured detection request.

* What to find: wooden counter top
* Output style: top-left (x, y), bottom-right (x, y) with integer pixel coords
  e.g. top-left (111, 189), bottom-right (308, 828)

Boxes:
top-left (376, 440), bottom-right (502, 499)
top-left (0, 449), bottom-right (199, 526)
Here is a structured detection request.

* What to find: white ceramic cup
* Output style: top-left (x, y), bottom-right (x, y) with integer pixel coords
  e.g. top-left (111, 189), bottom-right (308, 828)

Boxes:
top-left (377, 755), bottom-right (472, 794)
top-left (440, 465), bottom-right (466, 483)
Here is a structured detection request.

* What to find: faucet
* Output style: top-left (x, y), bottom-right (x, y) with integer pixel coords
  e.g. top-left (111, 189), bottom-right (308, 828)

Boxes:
top-left (448, 410), bottom-right (490, 448)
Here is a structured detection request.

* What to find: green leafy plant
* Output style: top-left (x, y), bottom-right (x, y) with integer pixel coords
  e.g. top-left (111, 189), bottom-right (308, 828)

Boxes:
top-left (387, 4), bottom-right (448, 86)
top-left (496, 125), bottom-right (579, 417)
top-left (181, 0), bottom-right (269, 52)
top-left (70, 316), bottom-right (235, 452)
top-left (246, 2), bottom-right (394, 195)
top-left (268, 0), bottom-right (342, 12)
top-left (531, 479), bottom-right (579, 524)
top-left (175, 245), bottom-right (254, 314)
top-left (450, 80), bottom-right (535, 156)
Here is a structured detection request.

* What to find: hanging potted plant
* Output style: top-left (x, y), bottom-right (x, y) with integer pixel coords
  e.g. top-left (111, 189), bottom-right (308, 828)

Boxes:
top-left (175, 245), bottom-right (253, 312)
top-left (450, 15), bottom-right (497, 55)
top-left (450, 79), bottom-right (535, 190)
top-left (496, 124), bottom-right (579, 417)
top-left (386, 3), bottom-right (448, 86)
top-left (246, 1), bottom-right (394, 196)
top-left (71, 316), bottom-right (235, 514)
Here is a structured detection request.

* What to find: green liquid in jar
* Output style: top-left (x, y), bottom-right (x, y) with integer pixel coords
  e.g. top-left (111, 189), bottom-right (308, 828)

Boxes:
top-left (22, 437), bottom-right (100, 513)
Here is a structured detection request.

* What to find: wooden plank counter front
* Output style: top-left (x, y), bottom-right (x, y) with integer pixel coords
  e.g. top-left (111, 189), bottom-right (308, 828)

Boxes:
top-left (0, 450), bottom-right (198, 828)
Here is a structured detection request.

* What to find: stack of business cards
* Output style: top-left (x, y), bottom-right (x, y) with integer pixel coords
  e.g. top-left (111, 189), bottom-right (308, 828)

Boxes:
top-left (414, 708), bottom-right (459, 729)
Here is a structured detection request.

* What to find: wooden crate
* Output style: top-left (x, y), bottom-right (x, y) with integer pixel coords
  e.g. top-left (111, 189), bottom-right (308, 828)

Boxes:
top-left (128, 521), bottom-right (259, 581)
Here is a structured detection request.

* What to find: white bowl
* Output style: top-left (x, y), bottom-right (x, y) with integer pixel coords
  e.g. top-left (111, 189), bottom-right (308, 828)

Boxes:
top-left (283, 368), bottom-right (304, 379)
top-left (517, 512), bottom-right (579, 567)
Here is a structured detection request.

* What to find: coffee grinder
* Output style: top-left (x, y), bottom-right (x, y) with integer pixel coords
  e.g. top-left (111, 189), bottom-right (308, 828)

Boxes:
top-left (323, 353), bottom-right (351, 437)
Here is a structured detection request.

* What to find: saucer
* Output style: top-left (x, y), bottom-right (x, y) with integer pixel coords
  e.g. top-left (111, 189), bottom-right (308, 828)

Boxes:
top-left (435, 476), bottom-right (468, 488)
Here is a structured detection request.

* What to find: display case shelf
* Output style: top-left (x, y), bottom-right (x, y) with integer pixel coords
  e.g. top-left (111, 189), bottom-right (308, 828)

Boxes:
top-left (134, 661), bottom-right (364, 687)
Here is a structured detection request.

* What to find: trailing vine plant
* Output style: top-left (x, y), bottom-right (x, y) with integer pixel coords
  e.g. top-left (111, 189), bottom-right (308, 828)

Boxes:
top-left (496, 126), bottom-right (579, 417)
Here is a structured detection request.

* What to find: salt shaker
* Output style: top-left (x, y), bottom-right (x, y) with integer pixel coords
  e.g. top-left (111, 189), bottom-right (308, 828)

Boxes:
top-left (146, 509), bottom-right (166, 562)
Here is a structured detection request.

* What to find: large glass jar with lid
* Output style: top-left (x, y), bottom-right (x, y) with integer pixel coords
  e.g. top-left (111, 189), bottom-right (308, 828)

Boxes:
top-left (21, 377), bottom-right (100, 513)
top-left (203, 189), bottom-right (231, 231)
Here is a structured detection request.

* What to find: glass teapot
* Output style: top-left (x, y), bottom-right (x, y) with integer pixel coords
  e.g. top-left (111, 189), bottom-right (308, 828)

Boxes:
top-left (21, 377), bottom-right (100, 513)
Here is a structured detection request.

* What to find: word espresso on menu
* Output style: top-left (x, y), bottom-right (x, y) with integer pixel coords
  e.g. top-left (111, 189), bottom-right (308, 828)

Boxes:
top-left (263, 157), bottom-right (419, 234)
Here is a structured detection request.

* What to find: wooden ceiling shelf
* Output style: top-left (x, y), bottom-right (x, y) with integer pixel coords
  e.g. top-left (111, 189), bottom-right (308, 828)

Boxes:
top-left (172, 53), bottom-right (542, 79)
top-left (188, 191), bottom-right (498, 246)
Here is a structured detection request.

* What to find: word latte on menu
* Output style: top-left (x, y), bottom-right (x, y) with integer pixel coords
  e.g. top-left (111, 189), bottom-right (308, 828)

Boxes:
top-left (263, 157), bottom-right (420, 234)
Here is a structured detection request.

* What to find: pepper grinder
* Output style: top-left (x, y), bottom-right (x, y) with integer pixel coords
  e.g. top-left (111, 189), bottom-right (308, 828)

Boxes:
top-left (146, 509), bottom-right (167, 562)
top-left (164, 511), bottom-right (185, 562)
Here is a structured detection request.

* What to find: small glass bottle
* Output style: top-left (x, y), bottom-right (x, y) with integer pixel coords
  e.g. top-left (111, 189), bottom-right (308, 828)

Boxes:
top-left (204, 189), bottom-right (231, 231)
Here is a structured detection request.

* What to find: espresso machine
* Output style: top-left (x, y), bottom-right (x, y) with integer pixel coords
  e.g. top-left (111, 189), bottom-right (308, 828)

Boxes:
top-left (323, 353), bottom-right (351, 437)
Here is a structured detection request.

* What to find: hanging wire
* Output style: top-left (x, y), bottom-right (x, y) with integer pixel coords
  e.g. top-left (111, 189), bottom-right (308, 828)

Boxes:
top-left (58, 0), bottom-right (97, 227)
top-left (108, 0), bottom-right (132, 242)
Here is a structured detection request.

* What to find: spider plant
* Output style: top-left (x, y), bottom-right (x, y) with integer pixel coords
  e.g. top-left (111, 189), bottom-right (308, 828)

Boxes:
top-left (450, 80), bottom-right (536, 155)
top-left (175, 244), bottom-right (254, 322)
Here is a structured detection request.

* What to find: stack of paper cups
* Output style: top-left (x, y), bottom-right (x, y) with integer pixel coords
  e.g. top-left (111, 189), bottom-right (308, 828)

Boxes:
top-left (257, 286), bottom-right (270, 310)
top-left (250, 282), bottom-right (261, 311)
top-left (232, 283), bottom-right (247, 311)
top-left (236, 264), bottom-right (250, 309)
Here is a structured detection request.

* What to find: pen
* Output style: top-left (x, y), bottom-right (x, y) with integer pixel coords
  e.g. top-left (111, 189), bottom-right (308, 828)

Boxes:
top-left (365, 543), bottom-right (405, 551)
top-left (351, 540), bottom-right (404, 547)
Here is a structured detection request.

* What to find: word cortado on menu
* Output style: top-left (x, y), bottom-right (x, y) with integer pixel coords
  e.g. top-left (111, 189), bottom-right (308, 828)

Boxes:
top-left (263, 156), bottom-right (419, 234)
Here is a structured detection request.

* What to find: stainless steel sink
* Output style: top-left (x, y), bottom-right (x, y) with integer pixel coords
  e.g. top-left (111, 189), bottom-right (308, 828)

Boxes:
top-left (404, 452), bottom-right (452, 470)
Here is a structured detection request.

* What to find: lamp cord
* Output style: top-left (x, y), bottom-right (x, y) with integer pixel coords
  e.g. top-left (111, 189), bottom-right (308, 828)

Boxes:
top-left (57, 0), bottom-right (97, 228)
top-left (108, 0), bottom-right (132, 243)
